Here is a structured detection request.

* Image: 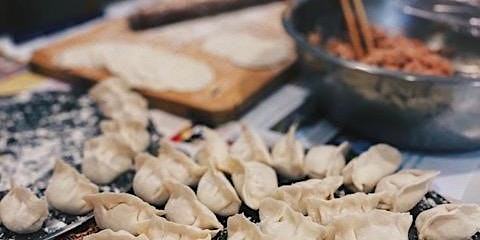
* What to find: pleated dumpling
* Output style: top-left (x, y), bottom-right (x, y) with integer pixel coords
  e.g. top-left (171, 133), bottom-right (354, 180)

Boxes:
top-left (270, 176), bottom-right (343, 215)
top-left (197, 168), bottom-right (241, 216)
top-left (83, 193), bottom-right (165, 235)
top-left (82, 135), bottom-right (136, 184)
top-left (164, 181), bottom-right (223, 232)
top-left (195, 127), bottom-right (229, 171)
top-left (304, 142), bottom-right (350, 179)
top-left (324, 210), bottom-right (412, 240)
top-left (100, 120), bottom-right (150, 153)
top-left (45, 158), bottom-right (99, 215)
top-left (229, 124), bottom-right (271, 165)
top-left (84, 229), bottom-right (150, 240)
top-left (259, 198), bottom-right (325, 240)
top-left (133, 153), bottom-right (170, 205)
top-left (306, 192), bottom-right (383, 225)
top-left (342, 144), bottom-right (402, 192)
top-left (271, 125), bottom-right (305, 179)
top-left (416, 204), bottom-right (480, 240)
top-left (375, 169), bottom-right (439, 212)
top-left (0, 181), bottom-right (49, 233)
top-left (227, 214), bottom-right (272, 240)
top-left (229, 159), bottom-right (278, 210)
top-left (137, 217), bottom-right (212, 240)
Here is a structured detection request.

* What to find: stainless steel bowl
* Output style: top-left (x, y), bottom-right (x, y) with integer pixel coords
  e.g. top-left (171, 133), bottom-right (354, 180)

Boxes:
top-left (283, 0), bottom-right (480, 151)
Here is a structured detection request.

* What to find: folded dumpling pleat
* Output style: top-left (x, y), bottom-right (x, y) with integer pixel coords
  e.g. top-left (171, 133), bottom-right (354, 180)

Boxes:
top-left (304, 142), bottom-right (350, 179)
top-left (195, 127), bottom-right (230, 172)
top-left (84, 229), bottom-right (150, 240)
top-left (227, 214), bottom-right (272, 240)
top-left (100, 120), bottom-right (150, 153)
top-left (133, 153), bottom-right (170, 205)
top-left (271, 125), bottom-right (305, 179)
top-left (229, 124), bottom-right (272, 166)
top-left (197, 168), bottom-right (241, 216)
top-left (137, 217), bottom-right (212, 240)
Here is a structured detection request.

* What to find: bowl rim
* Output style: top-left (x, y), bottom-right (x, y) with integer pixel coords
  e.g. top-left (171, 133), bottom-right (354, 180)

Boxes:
top-left (282, 0), bottom-right (480, 86)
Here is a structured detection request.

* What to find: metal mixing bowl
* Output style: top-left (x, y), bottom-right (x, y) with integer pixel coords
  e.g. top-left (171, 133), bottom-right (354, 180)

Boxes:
top-left (283, 0), bottom-right (480, 151)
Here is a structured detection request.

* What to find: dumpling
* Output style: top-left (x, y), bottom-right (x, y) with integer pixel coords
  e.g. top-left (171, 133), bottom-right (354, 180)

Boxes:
top-left (164, 181), bottom-right (223, 232)
top-left (133, 153), bottom-right (170, 205)
top-left (304, 142), bottom-right (350, 179)
top-left (83, 193), bottom-right (165, 235)
top-left (0, 181), bottom-right (49, 233)
top-left (195, 127), bottom-right (229, 172)
top-left (100, 120), bottom-right (150, 153)
top-left (258, 198), bottom-right (325, 240)
top-left (227, 214), bottom-right (272, 240)
top-left (270, 176), bottom-right (343, 215)
top-left (84, 229), bottom-right (150, 240)
top-left (197, 168), bottom-right (241, 216)
top-left (45, 158), bottom-right (99, 215)
top-left (324, 210), bottom-right (412, 240)
top-left (306, 192), bottom-right (383, 225)
top-left (158, 141), bottom-right (207, 186)
top-left (271, 125), bottom-right (305, 179)
top-left (342, 144), bottom-right (402, 192)
top-left (82, 135), bottom-right (136, 185)
top-left (137, 216), bottom-right (212, 240)
top-left (229, 124), bottom-right (272, 166)
top-left (229, 158), bottom-right (278, 210)
top-left (375, 169), bottom-right (439, 212)
top-left (416, 204), bottom-right (480, 240)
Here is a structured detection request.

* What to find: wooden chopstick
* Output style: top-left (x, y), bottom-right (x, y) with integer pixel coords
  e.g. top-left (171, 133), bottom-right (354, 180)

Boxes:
top-left (340, 0), bottom-right (364, 58)
top-left (352, 0), bottom-right (374, 53)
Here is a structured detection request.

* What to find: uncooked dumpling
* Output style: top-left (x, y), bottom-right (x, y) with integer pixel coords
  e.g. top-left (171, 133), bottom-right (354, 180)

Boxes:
top-left (227, 214), bottom-right (272, 240)
top-left (133, 153), bottom-right (170, 205)
top-left (164, 181), bottom-right (223, 232)
top-left (229, 158), bottom-right (278, 210)
top-left (304, 142), bottom-right (350, 179)
top-left (137, 217), bottom-right (212, 240)
top-left (306, 192), bottom-right (383, 225)
top-left (271, 125), bottom-right (305, 179)
top-left (82, 135), bottom-right (136, 185)
top-left (375, 169), bottom-right (439, 212)
top-left (416, 204), bottom-right (480, 240)
top-left (270, 176), bottom-right (343, 215)
top-left (197, 168), bottom-right (241, 216)
top-left (324, 210), bottom-right (412, 240)
top-left (84, 229), bottom-right (150, 240)
top-left (342, 144), bottom-right (402, 192)
top-left (101, 120), bottom-right (150, 153)
top-left (45, 158), bottom-right (99, 215)
top-left (83, 193), bottom-right (165, 235)
top-left (0, 181), bottom-right (49, 234)
top-left (229, 124), bottom-right (271, 166)
top-left (195, 127), bottom-right (229, 172)
top-left (259, 198), bottom-right (325, 240)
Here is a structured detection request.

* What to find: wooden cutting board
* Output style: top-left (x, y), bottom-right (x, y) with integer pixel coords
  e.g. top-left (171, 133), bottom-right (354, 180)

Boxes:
top-left (30, 2), bottom-right (296, 125)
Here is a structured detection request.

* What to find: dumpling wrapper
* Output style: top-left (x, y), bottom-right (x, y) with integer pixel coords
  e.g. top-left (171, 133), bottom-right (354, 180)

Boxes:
top-left (195, 127), bottom-right (230, 172)
top-left (416, 204), bottom-right (480, 240)
top-left (227, 214), bottom-right (272, 240)
top-left (271, 125), bottom-right (305, 179)
top-left (84, 229), bottom-right (150, 240)
top-left (137, 217), bottom-right (212, 240)
top-left (304, 142), bottom-right (350, 179)
top-left (197, 168), bottom-right (241, 216)
top-left (342, 144), bottom-right (402, 192)
top-left (229, 124), bottom-right (272, 166)
top-left (133, 153), bottom-right (171, 205)
top-left (45, 158), bottom-right (99, 215)
top-left (100, 120), bottom-right (150, 153)
top-left (375, 169), bottom-right (439, 212)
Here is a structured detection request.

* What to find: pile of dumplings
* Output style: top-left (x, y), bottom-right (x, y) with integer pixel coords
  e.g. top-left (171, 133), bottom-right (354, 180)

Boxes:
top-left (0, 78), bottom-right (479, 240)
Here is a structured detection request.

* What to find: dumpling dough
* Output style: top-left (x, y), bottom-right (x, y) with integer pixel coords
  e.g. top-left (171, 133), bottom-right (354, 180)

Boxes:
top-left (0, 181), bottom-right (48, 233)
top-left (84, 229), bottom-right (150, 240)
top-left (82, 135), bottom-right (136, 185)
top-left (270, 176), bottom-right (343, 215)
top-left (202, 32), bottom-right (293, 69)
top-left (324, 210), bottom-right (412, 240)
top-left (101, 120), bottom-right (150, 153)
top-left (416, 204), bottom-right (480, 240)
top-left (164, 181), bottom-right (223, 232)
top-left (229, 159), bottom-right (278, 210)
top-left (342, 144), bottom-right (402, 192)
top-left (45, 158), bottom-right (99, 215)
top-left (197, 168), bottom-right (241, 216)
top-left (271, 125), bottom-right (305, 179)
top-left (83, 193), bottom-right (165, 235)
top-left (304, 142), bottom-right (350, 179)
top-left (229, 124), bottom-right (272, 166)
top-left (259, 198), bottom-right (325, 240)
top-left (195, 127), bottom-right (229, 172)
top-left (375, 169), bottom-right (439, 212)
top-left (137, 217), bottom-right (212, 240)
top-left (58, 43), bottom-right (214, 92)
top-left (133, 153), bottom-right (170, 205)
top-left (306, 192), bottom-right (383, 225)
top-left (227, 214), bottom-right (272, 240)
